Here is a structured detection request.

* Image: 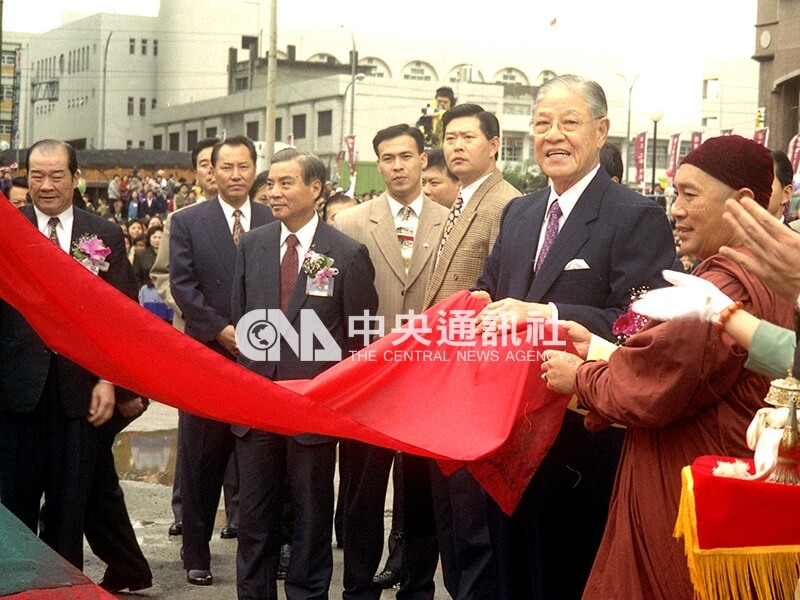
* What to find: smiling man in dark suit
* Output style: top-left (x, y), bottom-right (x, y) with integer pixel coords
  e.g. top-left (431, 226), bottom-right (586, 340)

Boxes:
top-left (0, 139), bottom-right (142, 570)
top-left (473, 75), bottom-right (677, 600)
top-left (231, 147), bottom-right (377, 600)
top-left (169, 135), bottom-right (274, 586)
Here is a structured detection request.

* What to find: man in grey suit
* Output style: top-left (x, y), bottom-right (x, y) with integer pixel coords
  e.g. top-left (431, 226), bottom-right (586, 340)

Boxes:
top-left (423, 104), bottom-right (520, 600)
top-left (335, 124), bottom-right (448, 599)
top-left (232, 148), bottom-right (378, 600)
top-left (169, 135), bottom-right (274, 586)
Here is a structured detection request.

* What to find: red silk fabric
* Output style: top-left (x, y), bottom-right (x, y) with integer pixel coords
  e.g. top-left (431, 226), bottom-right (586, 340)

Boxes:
top-left (0, 198), bottom-right (570, 513)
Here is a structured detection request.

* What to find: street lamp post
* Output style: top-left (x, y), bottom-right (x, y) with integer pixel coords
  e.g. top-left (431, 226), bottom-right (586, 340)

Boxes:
top-left (340, 74), bottom-right (365, 149)
top-left (100, 31), bottom-right (113, 149)
top-left (616, 73), bottom-right (639, 185)
top-left (648, 109), bottom-right (664, 196)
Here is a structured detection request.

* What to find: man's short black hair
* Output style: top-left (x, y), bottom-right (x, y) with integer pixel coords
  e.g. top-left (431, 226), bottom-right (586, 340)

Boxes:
top-left (211, 135), bottom-right (257, 167)
top-left (10, 176), bottom-right (28, 189)
top-left (26, 139), bottom-right (79, 175)
top-left (191, 137), bottom-right (220, 170)
top-left (435, 86), bottom-right (456, 106)
top-left (600, 143), bottom-right (624, 182)
top-left (372, 124), bottom-right (425, 156)
top-left (441, 104), bottom-right (500, 140)
top-left (424, 148), bottom-right (458, 182)
top-left (771, 149), bottom-right (794, 188)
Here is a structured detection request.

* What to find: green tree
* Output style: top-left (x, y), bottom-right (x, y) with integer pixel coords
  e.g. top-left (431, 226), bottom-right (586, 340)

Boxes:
top-left (501, 161), bottom-right (547, 194)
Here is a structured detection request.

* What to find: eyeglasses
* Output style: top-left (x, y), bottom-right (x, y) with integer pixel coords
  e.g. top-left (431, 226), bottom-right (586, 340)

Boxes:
top-left (530, 116), bottom-right (600, 136)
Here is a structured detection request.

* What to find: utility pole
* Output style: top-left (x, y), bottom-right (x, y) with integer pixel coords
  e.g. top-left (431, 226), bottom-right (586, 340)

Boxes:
top-left (263, 0), bottom-right (277, 166)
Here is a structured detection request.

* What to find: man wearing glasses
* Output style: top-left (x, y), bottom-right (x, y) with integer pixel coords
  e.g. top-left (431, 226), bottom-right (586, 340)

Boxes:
top-left (473, 74), bottom-right (676, 599)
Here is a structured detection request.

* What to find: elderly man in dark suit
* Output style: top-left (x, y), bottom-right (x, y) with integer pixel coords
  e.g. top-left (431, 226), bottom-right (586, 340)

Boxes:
top-left (232, 147), bottom-right (378, 600)
top-left (474, 74), bottom-right (677, 600)
top-left (0, 139), bottom-right (142, 570)
top-left (169, 135), bottom-right (274, 586)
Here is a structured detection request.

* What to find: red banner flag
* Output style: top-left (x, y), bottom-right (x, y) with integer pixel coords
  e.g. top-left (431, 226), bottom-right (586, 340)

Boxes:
top-left (789, 134), bottom-right (800, 175)
top-left (667, 133), bottom-right (681, 179)
top-left (691, 131), bottom-right (703, 150)
top-left (634, 131), bottom-right (647, 187)
top-left (753, 128), bottom-right (769, 147)
top-left (344, 135), bottom-right (356, 175)
top-left (0, 199), bottom-right (570, 513)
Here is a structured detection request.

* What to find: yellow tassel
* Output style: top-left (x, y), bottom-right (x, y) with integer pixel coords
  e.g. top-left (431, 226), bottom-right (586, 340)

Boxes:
top-left (675, 467), bottom-right (800, 600)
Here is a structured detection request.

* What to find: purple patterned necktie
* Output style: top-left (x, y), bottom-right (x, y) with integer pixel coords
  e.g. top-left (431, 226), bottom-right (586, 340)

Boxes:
top-left (280, 234), bottom-right (299, 313)
top-left (437, 191), bottom-right (464, 259)
top-left (534, 199), bottom-right (562, 274)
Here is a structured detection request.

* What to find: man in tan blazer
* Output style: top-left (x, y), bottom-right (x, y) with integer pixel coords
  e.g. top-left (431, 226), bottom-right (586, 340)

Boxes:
top-left (423, 104), bottom-right (519, 600)
top-left (336, 124), bottom-right (447, 600)
top-left (423, 104), bottom-right (520, 309)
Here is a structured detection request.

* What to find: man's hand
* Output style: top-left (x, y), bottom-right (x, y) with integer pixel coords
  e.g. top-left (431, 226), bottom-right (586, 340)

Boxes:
top-left (475, 298), bottom-right (551, 335)
top-left (88, 381), bottom-right (116, 426)
top-left (559, 321), bottom-right (592, 360)
top-left (541, 349), bottom-right (584, 394)
top-left (117, 396), bottom-right (146, 418)
top-left (215, 325), bottom-right (238, 357)
top-left (720, 197), bottom-right (800, 303)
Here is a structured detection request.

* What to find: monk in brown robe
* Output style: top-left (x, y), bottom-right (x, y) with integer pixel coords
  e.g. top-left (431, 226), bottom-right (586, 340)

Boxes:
top-left (539, 135), bottom-right (796, 600)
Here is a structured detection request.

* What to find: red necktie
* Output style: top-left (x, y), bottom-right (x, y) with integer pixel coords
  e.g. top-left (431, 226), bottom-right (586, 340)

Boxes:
top-left (280, 234), bottom-right (300, 313)
top-left (535, 199), bottom-right (562, 274)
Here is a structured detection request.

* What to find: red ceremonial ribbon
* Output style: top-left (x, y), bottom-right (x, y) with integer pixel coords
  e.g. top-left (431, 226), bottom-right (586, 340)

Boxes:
top-left (0, 197), bottom-right (570, 513)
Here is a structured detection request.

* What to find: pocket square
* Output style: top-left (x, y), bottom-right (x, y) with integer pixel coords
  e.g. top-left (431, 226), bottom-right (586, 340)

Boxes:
top-left (564, 259), bottom-right (590, 271)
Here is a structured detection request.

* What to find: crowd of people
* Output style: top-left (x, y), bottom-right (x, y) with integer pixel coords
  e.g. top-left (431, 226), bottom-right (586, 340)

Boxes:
top-left (2, 73), bottom-right (800, 600)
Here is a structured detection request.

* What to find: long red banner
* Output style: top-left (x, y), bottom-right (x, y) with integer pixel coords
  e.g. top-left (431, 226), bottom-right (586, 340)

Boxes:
top-left (0, 198), bottom-right (570, 513)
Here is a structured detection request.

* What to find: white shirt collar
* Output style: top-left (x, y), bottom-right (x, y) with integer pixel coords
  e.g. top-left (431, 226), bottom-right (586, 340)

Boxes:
top-left (459, 172), bottom-right (493, 210)
top-left (33, 204), bottom-right (74, 253)
top-left (218, 197), bottom-right (252, 231)
top-left (546, 164), bottom-right (601, 222)
top-left (386, 193), bottom-right (424, 219)
top-left (281, 211), bottom-right (319, 256)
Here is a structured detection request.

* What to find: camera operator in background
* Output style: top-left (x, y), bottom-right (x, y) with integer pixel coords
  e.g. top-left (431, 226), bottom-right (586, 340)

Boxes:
top-left (416, 86), bottom-right (456, 148)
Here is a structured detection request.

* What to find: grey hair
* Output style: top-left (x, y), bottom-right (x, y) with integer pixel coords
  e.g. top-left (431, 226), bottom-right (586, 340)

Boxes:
top-left (270, 147), bottom-right (327, 200)
top-left (534, 74), bottom-right (608, 119)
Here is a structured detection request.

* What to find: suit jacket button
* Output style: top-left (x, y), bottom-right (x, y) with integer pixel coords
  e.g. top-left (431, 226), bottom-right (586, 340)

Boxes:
top-left (453, 274), bottom-right (459, 281)
top-left (400, 290), bottom-right (405, 296)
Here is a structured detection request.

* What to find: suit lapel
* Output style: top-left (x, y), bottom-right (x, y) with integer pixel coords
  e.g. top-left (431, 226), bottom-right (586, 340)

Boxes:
top-left (369, 196), bottom-right (407, 284)
top-left (262, 225), bottom-right (281, 311)
top-left (203, 198), bottom-right (238, 270)
top-left (406, 197), bottom-right (444, 287)
top-left (527, 176), bottom-right (604, 301)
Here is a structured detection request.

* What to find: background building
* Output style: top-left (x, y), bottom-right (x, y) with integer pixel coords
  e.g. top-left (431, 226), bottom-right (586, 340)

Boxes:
top-left (754, 0), bottom-right (800, 153)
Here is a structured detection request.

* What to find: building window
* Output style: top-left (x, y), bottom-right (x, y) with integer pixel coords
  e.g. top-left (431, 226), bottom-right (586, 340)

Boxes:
top-left (139, 141), bottom-right (146, 149)
top-left (153, 134), bottom-right (163, 150)
top-left (206, 127), bottom-right (217, 138)
top-left (129, 39), bottom-right (135, 54)
top-left (317, 110), bottom-right (332, 137)
top-left (153, 40), bottom-right (158, 57)
top-left (141, 39), bottom-right (148, 56)
top-left (275, 118), bottom-right (282, 142)
top-left (169, 132), bottom-right (180, 151)
top-left (234, 77), bottom-right (248, 92)
top-left (703, 79), bottom-right (719, 100)
top-left (151, 98), bottom-right (157, 110)
top-left (127, 97), bottom-right (134, 116)
top-left (1, 51), bottom-right (15, 66)
top-left (292, 114), bottom-right (306, 139)
top-left (187, 129), bottom-right (198, 151)
top-left (245, 121), bottom-right (258, 141)
top-left (501, 135), bottom-right (524, 162)
top-left (701, 117), bottom-right (718, 128)
top-left (139, 98), bottom-right (146, 117)
top-left (126, 140), bottom-right (133, 149)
